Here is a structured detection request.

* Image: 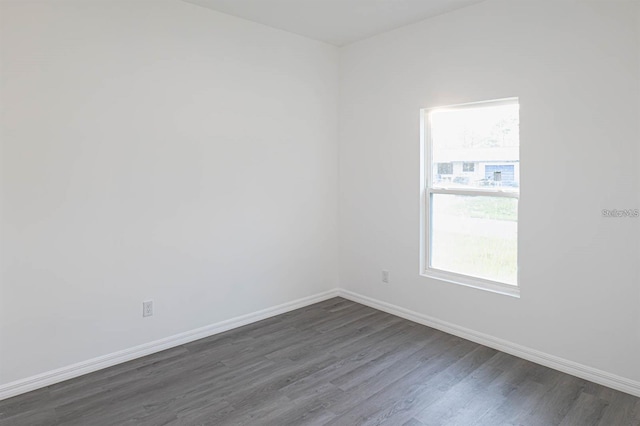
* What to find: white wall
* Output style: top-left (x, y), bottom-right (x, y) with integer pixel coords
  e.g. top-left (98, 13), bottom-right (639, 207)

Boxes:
top-left (2, 0), bottom-right (640, 393)
top-left (339, 0), bottom-right (640, 382)
top-left (0, 0), bottom-right (339, 385)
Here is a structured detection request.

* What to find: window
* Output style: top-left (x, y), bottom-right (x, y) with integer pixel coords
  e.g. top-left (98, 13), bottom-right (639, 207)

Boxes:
top-left (421, 98), bottom-right (519, 296)
top-left (437, 162), bottom-right (453, 175)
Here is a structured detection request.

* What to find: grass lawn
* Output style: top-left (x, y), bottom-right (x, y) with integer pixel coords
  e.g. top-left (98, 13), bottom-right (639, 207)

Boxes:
top-left (431, 231), bottom-right (517, 285)
top-left (431, 195), bottom-right (518, 285)
top-left (450, 196), bottom-right (517, 222)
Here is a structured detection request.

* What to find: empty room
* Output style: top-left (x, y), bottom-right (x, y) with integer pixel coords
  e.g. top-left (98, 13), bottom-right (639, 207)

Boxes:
top-left (1, 0), bottom-right (639, 424)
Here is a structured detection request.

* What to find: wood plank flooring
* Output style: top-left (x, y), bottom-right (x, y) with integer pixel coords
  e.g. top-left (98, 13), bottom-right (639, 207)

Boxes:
top-left (1, 297), bottom-right (639, 425)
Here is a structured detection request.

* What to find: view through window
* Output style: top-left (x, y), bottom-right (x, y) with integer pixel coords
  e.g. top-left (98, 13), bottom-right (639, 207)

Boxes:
top-left (423, 99), bottom-right (519, 289)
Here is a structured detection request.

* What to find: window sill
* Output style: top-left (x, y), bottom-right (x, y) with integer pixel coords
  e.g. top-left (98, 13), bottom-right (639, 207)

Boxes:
top-left (421, 268), bottom-right (520, 298)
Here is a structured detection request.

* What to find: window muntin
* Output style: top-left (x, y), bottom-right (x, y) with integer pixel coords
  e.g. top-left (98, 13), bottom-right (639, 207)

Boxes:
top-left (423, 98), bottom-right (519, 293)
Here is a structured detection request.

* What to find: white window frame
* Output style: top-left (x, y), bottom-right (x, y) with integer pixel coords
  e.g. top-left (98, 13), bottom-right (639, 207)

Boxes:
top-left (419, 98), bottom-right (520, 298)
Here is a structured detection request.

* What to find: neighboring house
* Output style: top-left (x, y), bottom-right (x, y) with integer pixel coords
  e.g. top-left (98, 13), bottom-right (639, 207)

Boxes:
top-left (434, 146), bottom-right (519, 187)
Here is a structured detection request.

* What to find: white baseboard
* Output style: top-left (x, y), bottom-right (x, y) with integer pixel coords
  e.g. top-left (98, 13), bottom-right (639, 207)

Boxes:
top-left (3, 287), bottom-right (639, 401)
top-left (0, 289), bottom-right (340, 401)
top-left (337, 289), bottom-right (640, 398)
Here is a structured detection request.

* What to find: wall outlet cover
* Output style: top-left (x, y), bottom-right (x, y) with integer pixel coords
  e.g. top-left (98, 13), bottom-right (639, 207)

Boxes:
top-left (143, 300), bottom-right (153, 317)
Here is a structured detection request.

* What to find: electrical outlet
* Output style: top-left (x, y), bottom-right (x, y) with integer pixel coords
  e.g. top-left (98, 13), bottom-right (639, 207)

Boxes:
top-left (382, 270), bottom-right (390, 284)
top-left (143, 300), bottom-right (153, 317)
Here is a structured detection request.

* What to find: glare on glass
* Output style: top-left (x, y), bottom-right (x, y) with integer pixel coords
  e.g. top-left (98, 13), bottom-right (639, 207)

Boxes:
top-left (430, 103), bottom-right (519, 190)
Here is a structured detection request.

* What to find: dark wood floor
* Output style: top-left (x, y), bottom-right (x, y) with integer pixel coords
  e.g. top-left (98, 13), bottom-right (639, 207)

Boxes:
top-left (1, 297), bottom-right (639, 425)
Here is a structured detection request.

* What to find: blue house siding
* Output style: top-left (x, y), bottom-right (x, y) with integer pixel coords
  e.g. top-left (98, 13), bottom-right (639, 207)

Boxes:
top-left (485, 164), bottom-right (515, 183)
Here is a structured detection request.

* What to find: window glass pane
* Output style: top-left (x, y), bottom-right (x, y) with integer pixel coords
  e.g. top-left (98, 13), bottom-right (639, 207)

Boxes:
top-left (430, 194), bottom-right (517, 285)
top-left (431, 103), bottom-right (519, 190)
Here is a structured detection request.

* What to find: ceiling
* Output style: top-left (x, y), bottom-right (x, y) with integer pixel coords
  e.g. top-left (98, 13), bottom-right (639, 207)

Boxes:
top-left (181, 0), bottom-right (485, 46)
